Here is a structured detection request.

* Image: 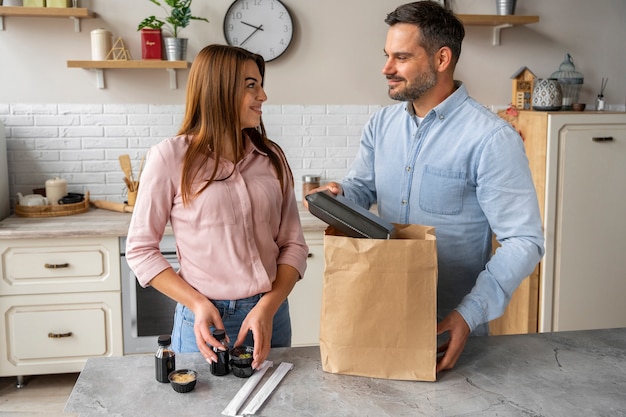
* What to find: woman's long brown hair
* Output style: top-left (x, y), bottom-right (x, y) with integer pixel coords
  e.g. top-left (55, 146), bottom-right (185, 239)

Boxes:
top-left (178, 44), bottom-right (292, 206)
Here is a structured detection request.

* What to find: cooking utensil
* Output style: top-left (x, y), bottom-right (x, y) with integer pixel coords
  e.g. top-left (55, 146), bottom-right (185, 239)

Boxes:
top-left (118, 154), bottom-right (135, 191)
top-left (137, 155), bottom-right (145, 182)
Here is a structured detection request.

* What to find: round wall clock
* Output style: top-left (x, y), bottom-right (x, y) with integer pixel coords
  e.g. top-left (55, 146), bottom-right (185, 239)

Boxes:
top-left (223, 0), bottom-right (294, 62)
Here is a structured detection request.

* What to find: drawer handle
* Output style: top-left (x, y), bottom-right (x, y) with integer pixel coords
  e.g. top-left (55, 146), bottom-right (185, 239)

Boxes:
top-left (48, 332), bottom-right (73, 338)
top-left (44, 263), bottom-right (70, 269)
top-left (592, 136), bottom-right (613, 142)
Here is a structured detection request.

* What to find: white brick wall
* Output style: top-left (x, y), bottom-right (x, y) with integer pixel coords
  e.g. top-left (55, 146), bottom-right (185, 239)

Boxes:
top-left (1, 103), bottom-right (381, 209)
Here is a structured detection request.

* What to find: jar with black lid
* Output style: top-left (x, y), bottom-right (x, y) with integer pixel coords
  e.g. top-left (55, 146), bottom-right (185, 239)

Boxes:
top-left (210, 329), bottom-right (230, 376)
top-left (155, 334), bottom-right (175, 383)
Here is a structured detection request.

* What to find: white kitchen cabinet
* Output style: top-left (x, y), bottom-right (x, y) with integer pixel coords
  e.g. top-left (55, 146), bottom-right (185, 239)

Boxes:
top-left (289, 231), bottom-right (324, 346)
top-left (0, 237), bottom-right (123, 382)
top-left (509, 111), bottom-right (626, 332)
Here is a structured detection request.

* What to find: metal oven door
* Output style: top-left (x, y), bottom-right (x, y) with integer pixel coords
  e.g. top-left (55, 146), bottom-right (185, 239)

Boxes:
top-left (120, 236), bottom-right (178, 354)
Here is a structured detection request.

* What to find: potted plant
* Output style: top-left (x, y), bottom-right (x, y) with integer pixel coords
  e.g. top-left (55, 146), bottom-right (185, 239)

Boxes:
top-left (137, 0), bottom-right (209, 61)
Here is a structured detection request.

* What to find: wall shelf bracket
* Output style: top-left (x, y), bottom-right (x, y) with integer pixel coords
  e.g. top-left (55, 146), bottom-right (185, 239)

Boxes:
top-left (94, 69), bottom-right (105, 89)
top-left (166, 69), bottom-right (177, 89)
top-left (493, 23), bottom-right (513, 46)
top-left (70, 16), bottom-right (81, 32)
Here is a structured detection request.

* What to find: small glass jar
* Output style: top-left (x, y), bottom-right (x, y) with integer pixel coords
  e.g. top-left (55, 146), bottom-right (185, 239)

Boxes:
top-left (596, 95), bottom-right (605, 111)
top-left (302, 175), bottom-right (321, 197)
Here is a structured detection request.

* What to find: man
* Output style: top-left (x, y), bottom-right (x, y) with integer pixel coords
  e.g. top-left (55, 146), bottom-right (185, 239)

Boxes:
top-left (308, 1), bottom-right (544, 372)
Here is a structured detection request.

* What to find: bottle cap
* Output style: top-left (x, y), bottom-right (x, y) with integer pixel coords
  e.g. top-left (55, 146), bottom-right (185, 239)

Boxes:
top-left (158, 334), bottom-right (171, 346)
top-left (213, 329), bottom-right (226, 340)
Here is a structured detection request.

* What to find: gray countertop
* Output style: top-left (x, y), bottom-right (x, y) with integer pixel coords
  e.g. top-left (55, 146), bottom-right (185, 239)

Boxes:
top-left (65, 328), bottom-right (626, 417)
top-left (0, 205), bottom-right (326, 239)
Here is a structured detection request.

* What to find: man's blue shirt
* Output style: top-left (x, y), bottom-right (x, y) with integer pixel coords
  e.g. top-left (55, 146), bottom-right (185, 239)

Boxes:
top-left (342, 82), bottom-right (545, 334)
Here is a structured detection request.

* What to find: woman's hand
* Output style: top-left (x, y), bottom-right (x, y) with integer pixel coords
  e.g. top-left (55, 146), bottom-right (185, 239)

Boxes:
top-left (233, 264), bottom-right (300, 369)
top-left (191, 299), bottom-right (227, 364)
top-left (148, 267), bottom-right (228, 364)
top-left (234, 305), bottom-right (274, 370)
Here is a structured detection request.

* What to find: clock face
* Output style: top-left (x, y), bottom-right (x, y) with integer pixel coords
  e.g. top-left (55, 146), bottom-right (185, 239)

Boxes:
top-left (223, 0), bottom-right (294, 62)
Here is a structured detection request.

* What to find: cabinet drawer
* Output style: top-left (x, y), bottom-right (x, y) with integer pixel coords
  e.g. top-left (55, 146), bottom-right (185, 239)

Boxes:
top-left (0, 237), bottom-right (119, 294)
top-left (0, 291), bottom-right (123, 376)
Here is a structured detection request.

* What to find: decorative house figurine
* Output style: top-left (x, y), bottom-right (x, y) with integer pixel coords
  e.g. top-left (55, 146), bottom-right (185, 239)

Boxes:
top-left (510, 66), bottom-right (536, 110)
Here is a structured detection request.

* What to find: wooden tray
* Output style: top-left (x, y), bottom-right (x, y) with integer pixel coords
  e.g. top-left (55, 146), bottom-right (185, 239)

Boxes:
top-left (16, 192), bottom-right (90, 218)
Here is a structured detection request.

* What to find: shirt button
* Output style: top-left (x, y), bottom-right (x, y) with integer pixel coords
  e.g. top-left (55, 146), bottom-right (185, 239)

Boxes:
top-left (406, 166), bottom-right (411, 172)
top-left (439, 114), bottom-right (445, 120)
top-left (402, 199), bottom-right (408, 205)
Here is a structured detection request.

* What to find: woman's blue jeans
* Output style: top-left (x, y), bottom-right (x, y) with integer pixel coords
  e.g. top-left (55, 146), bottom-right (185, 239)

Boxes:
top-left (170, 294), bottom-right (292, 353)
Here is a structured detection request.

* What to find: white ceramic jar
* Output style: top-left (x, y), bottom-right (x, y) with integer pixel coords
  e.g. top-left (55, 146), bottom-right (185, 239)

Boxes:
top-left (45, 177), bottom-right (67, 206)
top-left (91, 28), bottom-right (112, 61)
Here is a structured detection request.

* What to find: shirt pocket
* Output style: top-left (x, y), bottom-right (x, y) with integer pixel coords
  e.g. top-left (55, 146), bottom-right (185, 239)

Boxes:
top-left (418, 165), bottom-right (466, 215)
top-left (190, 182), bottom-right (237, 226)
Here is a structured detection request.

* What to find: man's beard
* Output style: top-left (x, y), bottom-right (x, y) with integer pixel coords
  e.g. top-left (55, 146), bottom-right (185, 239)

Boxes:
top-left (387, 66), bottom-right (437, 102)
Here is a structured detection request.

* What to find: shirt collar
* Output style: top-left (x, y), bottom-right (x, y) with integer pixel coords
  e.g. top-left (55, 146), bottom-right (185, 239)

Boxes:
top-left (405, 81), bottom-right (468, 120)
top-left (244, 131), bottom-right (268, 157)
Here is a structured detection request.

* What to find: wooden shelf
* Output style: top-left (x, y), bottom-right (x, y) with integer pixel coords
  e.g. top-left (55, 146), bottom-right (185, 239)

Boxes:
top-left (0, 6), bottom-right (96, 32)
top-left (67, 60), bottom-right (190, 89)
top-left (457, 14), bottom-right (540, 46)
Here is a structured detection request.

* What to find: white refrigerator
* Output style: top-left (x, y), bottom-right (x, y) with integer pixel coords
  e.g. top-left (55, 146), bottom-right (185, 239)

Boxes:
top-left (0, 120), bottom-right (9, 220)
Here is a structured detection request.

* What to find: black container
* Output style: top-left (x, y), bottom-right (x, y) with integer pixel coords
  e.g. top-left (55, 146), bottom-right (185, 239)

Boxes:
top-left (306, 190), bottom-right (396, 239)
top-left (155, 334), bottom-right (175, 383)
top-left (210, 329), bottom-right (230, 376)
top-left (230, 345), bottom-right (254, 378)
top-left (168, 369), bottom-right (198, 393)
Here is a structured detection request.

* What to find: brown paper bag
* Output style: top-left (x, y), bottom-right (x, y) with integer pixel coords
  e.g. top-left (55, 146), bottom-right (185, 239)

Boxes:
top-left (319, 223), bottom-right (438, 381)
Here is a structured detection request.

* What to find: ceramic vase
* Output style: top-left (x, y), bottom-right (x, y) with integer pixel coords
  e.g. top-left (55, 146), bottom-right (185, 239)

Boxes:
top-left (532, 78), bottom-right (562, 111)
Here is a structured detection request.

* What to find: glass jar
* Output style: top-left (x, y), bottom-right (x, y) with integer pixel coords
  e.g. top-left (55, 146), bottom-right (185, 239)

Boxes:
top-left (596, 95), bottom-right (606, 111)
top-left (302, 175), bottom-right (321, 199)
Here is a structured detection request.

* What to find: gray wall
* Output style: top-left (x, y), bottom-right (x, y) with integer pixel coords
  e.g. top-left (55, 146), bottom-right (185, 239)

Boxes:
top-left (1, 0), bottom-right (625, 107)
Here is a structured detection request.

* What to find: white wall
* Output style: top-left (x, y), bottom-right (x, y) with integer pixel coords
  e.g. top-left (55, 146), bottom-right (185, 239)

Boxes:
top-left (1, 0), bottom-right (626, 209)
top-left (1, 0), bottom-right (625, 106)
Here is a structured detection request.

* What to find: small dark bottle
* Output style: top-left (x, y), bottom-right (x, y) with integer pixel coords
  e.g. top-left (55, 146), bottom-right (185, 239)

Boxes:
top-left (155, 334), bottom-right (175, 383)
top-left (210, 329), bottom-right (230, 376)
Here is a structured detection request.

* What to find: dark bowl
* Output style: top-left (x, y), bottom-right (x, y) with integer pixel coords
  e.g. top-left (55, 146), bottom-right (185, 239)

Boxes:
top-left (230, 363), bottom-right (254, 378)
top-left (168, 369), bottom-right (198, 393)
top-left (229, 346), bottom-right (254, 367)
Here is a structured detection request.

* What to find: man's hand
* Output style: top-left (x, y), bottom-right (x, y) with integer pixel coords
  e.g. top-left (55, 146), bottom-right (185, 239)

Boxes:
top-left (436, 310), bottom-right (470, 373)
top-left (302, 181), bottom-right (343, 209)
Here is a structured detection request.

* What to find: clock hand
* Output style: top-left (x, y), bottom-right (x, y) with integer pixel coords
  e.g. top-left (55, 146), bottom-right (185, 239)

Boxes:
top-left (241, 21), bottom-right (265, 31)
top-left (240, 24), bottom-right (264, 46)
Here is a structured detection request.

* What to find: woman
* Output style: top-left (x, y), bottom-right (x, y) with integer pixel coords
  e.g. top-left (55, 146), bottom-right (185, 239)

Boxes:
top-left (126, 44), bottom-right (308, 370)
